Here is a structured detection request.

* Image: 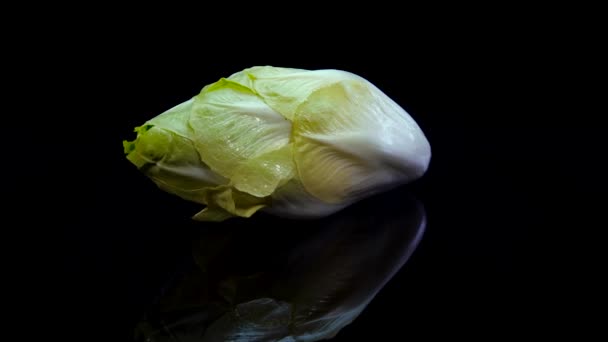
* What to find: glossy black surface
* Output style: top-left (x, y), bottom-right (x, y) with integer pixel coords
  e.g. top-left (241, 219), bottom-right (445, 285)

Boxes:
top-left (45, 25), bottom-right (597, 341)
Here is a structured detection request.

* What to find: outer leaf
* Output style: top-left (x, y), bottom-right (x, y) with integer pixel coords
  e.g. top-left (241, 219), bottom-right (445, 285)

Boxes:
top-left (189, 78), bottom-right (292, 181)
top-left (227, 66), bottom-right (360, 121)
top-left (200, 185), bottom-right (268, 220)
top-left (293, 79), bottom-right (431, 203)
top-left (231, 143), bottom-right (296, 198)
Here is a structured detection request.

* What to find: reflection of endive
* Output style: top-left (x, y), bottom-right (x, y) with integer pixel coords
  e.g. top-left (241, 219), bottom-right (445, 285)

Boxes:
top-left (135, 190), bottom-right (426, 341)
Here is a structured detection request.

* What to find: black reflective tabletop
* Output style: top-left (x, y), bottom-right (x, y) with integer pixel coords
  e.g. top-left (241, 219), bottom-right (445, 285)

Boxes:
top-left (45, 28), bottom-right (597, 341)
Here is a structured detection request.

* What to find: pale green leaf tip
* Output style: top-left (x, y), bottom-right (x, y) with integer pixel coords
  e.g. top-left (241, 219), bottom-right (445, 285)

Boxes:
top-left (122, 140), bottom-right (135, 154)
top-left (193, 207), bottom-right (234, 222)
top-left (123, 124), bottom-right (156, 168)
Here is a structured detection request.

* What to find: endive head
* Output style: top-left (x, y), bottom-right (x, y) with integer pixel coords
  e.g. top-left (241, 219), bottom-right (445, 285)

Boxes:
top-left (124, 66), bottom-right (431, 221)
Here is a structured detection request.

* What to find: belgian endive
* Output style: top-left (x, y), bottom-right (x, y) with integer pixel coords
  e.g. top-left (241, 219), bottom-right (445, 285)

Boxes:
top-left (123, 66), bottom-right (431, 221)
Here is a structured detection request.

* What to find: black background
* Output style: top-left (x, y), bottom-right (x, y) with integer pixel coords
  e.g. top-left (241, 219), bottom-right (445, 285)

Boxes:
top-left (38, 11), bottom-right (602, 341)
